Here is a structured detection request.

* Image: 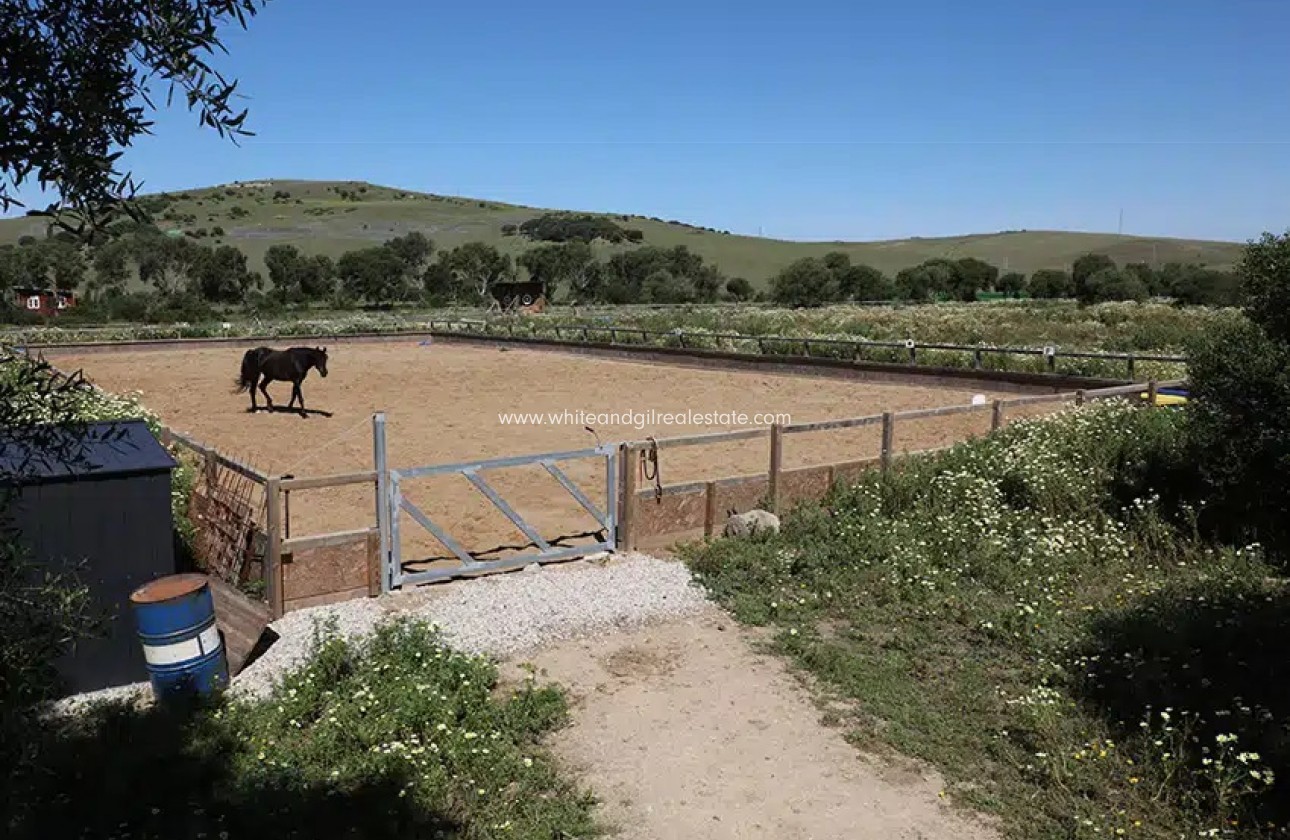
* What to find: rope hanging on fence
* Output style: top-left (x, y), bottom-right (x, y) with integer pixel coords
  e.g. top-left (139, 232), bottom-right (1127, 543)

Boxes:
top-left (640, 437), bottom-right (662, 503)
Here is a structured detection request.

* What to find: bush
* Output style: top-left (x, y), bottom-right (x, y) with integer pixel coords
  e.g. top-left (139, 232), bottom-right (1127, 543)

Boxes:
top-left (1085, 267), bottom-right (1148, 302)
top-left (1184, 232), bottom-right (1290, 566)
top-left (5, 617), bottom-right (599, 838)
top-left (684, 401), bottom-right (1282, 837)
top-left (519, 213), bottom-right (632, 244)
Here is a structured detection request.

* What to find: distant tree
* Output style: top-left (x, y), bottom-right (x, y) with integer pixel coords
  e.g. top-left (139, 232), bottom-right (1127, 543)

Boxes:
top-left (895, 262), bottom-right (955, 301)
top-left (384, 232), bottom-right (434, 277)
top-left (0, 245), bottom-right (22, 292)
top-left (643, 270), bottom-right (695, 304)
top-left (770, 258), bottom-right (842, 307)
top-left (894, 266), bottom-right (931, 301)
top-left (997, 271), bottom-right (1027, 296)
top-left (1163, 265), bottom-right (1240, 307)
top-left (1, 0), bottom-right (267, 236)
top-left (518, 241), bottom-right (596, 300)
top-left (1028, 268), bottom-right (1073, 299)
top-left (191, 244), bottom-right (257, 303)
top-left (338, 247), bottom-right (408, 305)
top-left (1072, 253), bottom-right (1118, 304)
top-left (519, 214), bottom-right (615, 244)
top-left (1085, 267), bottom-right (1148, 303)
top-left (725, 277), bottom-right (754, 301)
top-left (91, 241), bottom-right (132, 292)
top-left (597, 246), bottom-right (724, 304)
top-left (28, 238), bottom-right (86, 291)
top-left (1123, 261), bottom-right (1161, 295)
top-left (844, 263), bottom-right (891, 300)
top-left (951, 257), bottom-right (1000, 301)
top-left (437, 242), bottom-right (514, 300)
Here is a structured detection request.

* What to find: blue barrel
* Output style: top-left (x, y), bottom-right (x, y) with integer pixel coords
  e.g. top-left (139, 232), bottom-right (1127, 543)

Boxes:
top-left (129, 574), bottom-right (229, 703)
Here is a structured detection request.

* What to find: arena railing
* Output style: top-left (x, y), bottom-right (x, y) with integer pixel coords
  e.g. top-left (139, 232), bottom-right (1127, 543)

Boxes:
top-left (613, 378), bottom-right (1186, 550)
top-left (424, 319), bottom-right (1186, 380)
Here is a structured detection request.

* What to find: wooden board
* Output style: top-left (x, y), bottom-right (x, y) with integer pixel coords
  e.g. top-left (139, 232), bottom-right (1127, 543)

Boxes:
top-left (209, 577), bottom-right (273, 676)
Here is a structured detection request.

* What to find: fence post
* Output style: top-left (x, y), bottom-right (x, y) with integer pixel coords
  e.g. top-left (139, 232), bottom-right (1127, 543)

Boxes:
top-left (1075, 390), bottom-right (1086, 407)
top-left (1147, 379), bottom-right (1159, 408)
top-left (365, 528), bottom-right (381, 598)
top-left (265, 477), bottom-right (284, 619)
top-left (1127, 354), bottom-right (1136, 380)
top-left (618, 444), bottom-right (637, 552)
top-left (768, 423), bottom-right (784, 512)
top-left (704, 481), bottom-right (718, 538)
top-left (880, 412), bottom-right (894, 473)
top-left (373, 412), bottom-right (391, 594)
top-left (973, 348), bottom-right (983, 370)
top-left (991, 400), bottom-right (1004, 431)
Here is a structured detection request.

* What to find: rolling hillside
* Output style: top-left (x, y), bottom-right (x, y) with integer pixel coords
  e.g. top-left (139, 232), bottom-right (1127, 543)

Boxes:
top-left (0, 179), bottom-right (1247, 286)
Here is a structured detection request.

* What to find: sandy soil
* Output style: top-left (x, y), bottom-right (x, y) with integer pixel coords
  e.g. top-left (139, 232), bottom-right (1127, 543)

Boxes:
top-left (506, 608), bottom-right (998, 840)
top-left (55, 342), bottom-right (1013, 558)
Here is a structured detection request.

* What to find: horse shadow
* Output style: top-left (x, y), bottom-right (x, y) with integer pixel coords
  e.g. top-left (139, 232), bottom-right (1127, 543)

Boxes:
top-left (248, 405), bottom-right (334, 419)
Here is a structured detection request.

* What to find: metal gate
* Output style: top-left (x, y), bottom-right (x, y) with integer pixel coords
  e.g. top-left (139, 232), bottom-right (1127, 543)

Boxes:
top-left (374, 414), bottom-right (618, 591)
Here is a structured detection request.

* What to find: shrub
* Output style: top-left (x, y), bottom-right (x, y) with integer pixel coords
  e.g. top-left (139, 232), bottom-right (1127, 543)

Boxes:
top-left (684, 401), bottom-right (1281, 837)
top-left (5, 617), bottom-right (599, 838)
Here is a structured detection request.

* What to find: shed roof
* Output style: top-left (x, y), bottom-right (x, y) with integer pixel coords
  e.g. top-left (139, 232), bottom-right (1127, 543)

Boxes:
top-left (0, 419), bottom-right (177, 485)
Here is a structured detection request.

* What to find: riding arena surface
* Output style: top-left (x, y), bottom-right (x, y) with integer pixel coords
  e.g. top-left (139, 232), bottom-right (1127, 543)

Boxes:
top-left (55, 341), bottom-right (1019, 562)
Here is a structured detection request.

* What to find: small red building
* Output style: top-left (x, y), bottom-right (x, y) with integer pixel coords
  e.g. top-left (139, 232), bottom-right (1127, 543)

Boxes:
top-left (13, 287), bottom-right (76, 317)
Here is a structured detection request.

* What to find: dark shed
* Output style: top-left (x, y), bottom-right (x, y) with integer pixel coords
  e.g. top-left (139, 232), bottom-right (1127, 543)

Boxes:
top-left (0, 419), bottom-right (179, 695)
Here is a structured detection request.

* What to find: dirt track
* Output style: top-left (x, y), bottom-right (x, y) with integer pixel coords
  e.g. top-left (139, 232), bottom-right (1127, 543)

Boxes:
top-left (57, 342), bottom-right (1013, 559)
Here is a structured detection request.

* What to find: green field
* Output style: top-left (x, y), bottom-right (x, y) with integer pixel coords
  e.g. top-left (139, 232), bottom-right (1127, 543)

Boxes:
top-left (0, 180), bottom-right (1246, 287)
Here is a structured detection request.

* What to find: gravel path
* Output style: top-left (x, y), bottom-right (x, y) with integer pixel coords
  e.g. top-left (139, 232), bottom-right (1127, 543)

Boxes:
top-left (232, 553), bottom-right (712, 698)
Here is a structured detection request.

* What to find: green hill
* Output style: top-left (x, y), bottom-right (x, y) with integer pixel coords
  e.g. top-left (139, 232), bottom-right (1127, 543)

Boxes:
top-left (0, 179), bottom-right (1247, 286)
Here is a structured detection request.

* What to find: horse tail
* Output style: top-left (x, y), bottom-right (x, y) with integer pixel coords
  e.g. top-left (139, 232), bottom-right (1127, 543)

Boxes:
top-left (233, 347), bottom-right (269, 393)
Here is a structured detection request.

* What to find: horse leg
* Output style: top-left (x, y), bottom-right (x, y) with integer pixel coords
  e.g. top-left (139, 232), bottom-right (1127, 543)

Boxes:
top-left (259, 376), bottom-right (274, 410)
top-left (292, 379), bottom-right (307, 417)
top-left (248, 373), bottom-right (258, 413)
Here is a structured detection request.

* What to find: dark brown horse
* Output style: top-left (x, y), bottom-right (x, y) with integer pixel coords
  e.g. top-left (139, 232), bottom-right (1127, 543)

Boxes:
top-left (233, 346), bottom-right (328, 416)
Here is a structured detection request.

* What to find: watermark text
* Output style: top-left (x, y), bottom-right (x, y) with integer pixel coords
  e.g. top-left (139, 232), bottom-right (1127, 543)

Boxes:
top-left (498, 408), bottom-right (792, 430)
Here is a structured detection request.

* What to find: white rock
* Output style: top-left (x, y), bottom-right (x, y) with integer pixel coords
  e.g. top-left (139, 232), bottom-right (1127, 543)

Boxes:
top-left (723, 509), bottom-right (781, 538)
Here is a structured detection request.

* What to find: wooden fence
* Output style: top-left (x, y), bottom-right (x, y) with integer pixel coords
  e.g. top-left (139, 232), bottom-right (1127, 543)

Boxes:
top-left (614, 379), bottom-right (1184, 550)
top-left (424, 319), bottom-right (1187, 380)
top-left (165, 378), bottom-right (1185, 618)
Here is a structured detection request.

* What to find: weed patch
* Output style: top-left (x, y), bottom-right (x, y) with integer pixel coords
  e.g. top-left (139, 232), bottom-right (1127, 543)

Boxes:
top-left (6, 617), bottom-right (600, 840)
top-left (683, 401), bottom-right (1284, 839)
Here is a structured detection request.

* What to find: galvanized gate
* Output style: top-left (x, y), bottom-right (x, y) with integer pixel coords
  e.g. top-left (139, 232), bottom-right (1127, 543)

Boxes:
top-left (373, 414), bottom-right (618, 591)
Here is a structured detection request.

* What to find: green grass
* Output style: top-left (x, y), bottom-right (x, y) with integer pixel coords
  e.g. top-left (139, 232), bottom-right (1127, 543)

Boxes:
top-left (0, 179), bottom-right (1247, 286)
top-left (681, 401), bottom-right (1285, 839)
top-left (7, 617), bottom-right (600, 840)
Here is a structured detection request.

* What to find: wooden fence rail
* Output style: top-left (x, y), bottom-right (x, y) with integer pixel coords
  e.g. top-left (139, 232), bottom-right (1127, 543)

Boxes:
top-left (614, 378), bottom-right (1187, 551)
top-left (426, 319), bottom-right (1188, 377)
top-left (192, 375), bottom-right (1187, 612)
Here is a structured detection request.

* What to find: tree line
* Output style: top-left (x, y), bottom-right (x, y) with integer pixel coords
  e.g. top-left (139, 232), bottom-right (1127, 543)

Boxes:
top-left (768, 251), bottom-right (1241, 307)
top-left (0, 223), bottom-right (752, 323)
top-left (0, 219), bottom-right (1244, 324)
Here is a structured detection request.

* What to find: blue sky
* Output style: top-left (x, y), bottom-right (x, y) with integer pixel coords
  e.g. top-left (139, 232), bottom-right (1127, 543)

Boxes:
top-left (10, 0), bottom-right (1290, 241)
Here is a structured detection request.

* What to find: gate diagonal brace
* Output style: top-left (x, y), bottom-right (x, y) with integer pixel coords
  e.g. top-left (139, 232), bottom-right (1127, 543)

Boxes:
top-left (541, 460), bottom-right (609, 529)
top-left (463, 469), bottom-right (552, 552)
